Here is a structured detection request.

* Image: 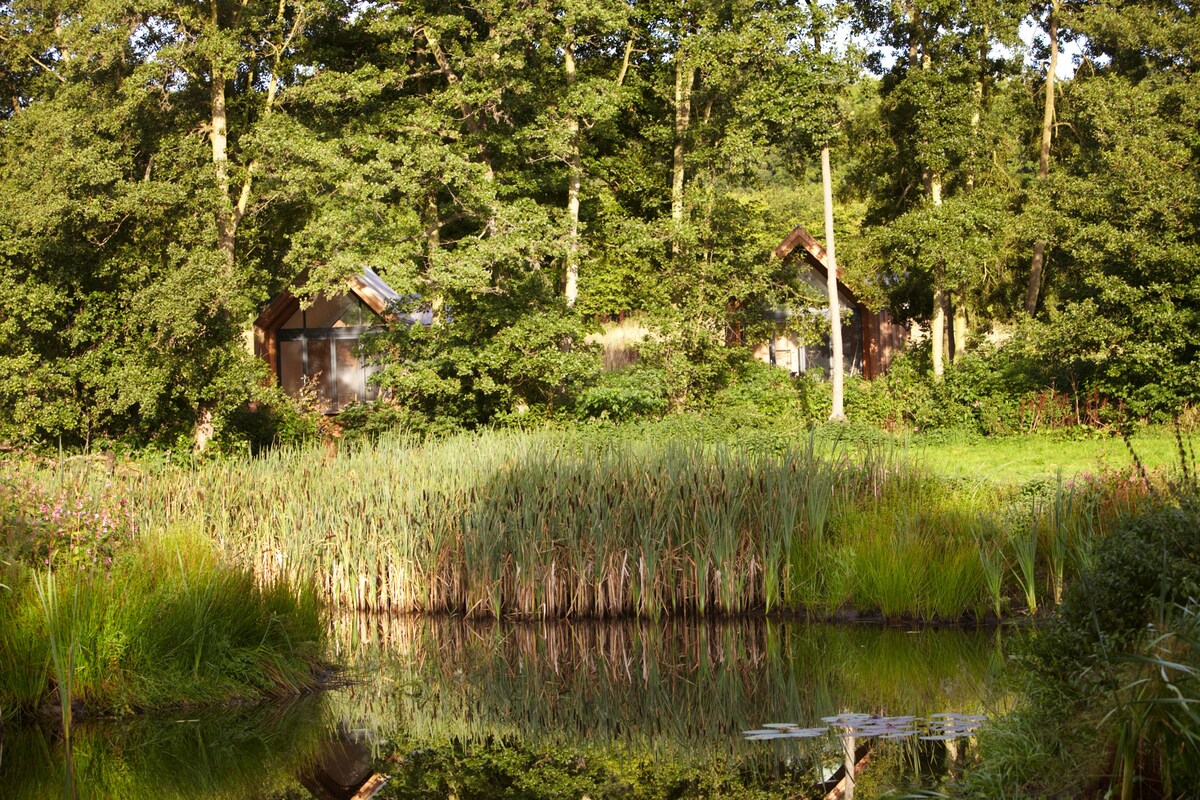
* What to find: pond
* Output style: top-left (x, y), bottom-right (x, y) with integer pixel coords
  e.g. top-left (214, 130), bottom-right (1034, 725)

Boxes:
top-left (2, 618), bottom-right (1006, 799)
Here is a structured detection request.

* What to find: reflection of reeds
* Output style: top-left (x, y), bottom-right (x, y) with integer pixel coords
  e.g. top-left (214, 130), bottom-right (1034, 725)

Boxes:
top-left (325, 615), bottom-right (1002, 757)
top-left (0, 696), bottom-right (330, 800)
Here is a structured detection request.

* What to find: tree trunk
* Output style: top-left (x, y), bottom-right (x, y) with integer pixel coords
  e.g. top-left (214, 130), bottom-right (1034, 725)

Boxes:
top-left (929, 174), bottom-right (947, 378)
top-left (952, 302), bottom-right (968, 361)
top-left (822, 146), bottom-right (845, 421)
top-left (210, 59), bottom-right (235, 268)
top-left (564, 37), bottom-right (581, 307)
top-left (425, 191), bottom-right (443, 324)
top-left (671, 53), bottom-right (694, 256)
top-left (1026, 0), bottom-right (1059, 315)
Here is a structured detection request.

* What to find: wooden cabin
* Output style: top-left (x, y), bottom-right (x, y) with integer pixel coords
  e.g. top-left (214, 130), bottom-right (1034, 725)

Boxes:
top-left (758, 225), bottom-right (907, 379)
top-left (251, 269), bottom-right (430, 412)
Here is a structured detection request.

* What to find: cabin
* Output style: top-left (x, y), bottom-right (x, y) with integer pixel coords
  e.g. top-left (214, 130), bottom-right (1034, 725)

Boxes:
top-left (251, 269), bottom-right (430, 412)
top-left (757, 225), bottom-right (907, 379)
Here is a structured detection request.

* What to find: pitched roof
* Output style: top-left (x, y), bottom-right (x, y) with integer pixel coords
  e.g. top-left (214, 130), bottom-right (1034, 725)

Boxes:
top-left (773, 224), bottom-right (858, 303)
top-left (254, 268), bottom-right (432, 330)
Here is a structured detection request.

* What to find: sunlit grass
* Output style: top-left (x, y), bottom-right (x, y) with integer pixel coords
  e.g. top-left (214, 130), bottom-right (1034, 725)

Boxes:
top-left (2, 426), bottom-right (1158, 622)
top-left (0, 531), bottom-right (324, 720)
top-left (910, 427), bottom-right (1179, 485)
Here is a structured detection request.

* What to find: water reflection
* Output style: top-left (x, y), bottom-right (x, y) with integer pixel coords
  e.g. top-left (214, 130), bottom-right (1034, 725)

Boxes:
top-left (327, 616), bottom-right (1004, 755)
top-left (1, 619), bottom-right (1005, 799)
top-left (0, 697), bottom-right (329, 800)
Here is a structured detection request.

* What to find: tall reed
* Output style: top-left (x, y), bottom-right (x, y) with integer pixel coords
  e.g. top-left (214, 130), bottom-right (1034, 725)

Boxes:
top-left (0, 531), bottom-right (324, 718)
top-left (4, 429), bottom-right (1152, 621)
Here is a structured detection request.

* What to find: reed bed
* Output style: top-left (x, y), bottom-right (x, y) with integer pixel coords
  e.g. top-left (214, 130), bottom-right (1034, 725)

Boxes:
top-left (3, 429), bottom-right (1153, 621)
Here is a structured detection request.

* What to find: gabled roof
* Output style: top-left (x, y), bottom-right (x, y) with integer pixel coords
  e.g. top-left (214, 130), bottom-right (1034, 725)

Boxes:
top-left (773, 224), bottom-right (858, 303)
top-left (254, 268), bottom-right (431, 330)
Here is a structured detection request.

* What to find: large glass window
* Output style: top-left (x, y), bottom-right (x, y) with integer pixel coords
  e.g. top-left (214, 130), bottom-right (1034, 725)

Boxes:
top-left (276, 294), bottom-right (381, 412)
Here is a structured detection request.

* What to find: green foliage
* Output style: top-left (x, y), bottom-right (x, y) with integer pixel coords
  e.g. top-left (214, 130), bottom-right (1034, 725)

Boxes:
top-left (576, 366), bottom-right (670, 422)
top-left (0, 530), bottom-right (324, 719)
top-left (217, 384), bottom-right (325, 454)
top-left (367, 300), bottom-right (600, 430)
top-left (1, 0), bottom-right (1197, 448)
top-left (962, 474), bottom-right (1200, 797)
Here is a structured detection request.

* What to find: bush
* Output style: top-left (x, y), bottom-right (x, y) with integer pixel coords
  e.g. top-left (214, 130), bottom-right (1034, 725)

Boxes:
top-left (702, 358), bottom-right (826, 426)
top-left (218, 384), bottom-right (323, 454)
top-left (333, 398), bottom-right (430, 443)
top-left (964, 483), bottom-right (1200, 798)
top-left (575, 366), bottom-right (670, 422)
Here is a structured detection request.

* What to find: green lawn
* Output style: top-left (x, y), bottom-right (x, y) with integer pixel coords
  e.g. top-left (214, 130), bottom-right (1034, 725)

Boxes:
top-left (910, 427), bottom-right (1188, 485)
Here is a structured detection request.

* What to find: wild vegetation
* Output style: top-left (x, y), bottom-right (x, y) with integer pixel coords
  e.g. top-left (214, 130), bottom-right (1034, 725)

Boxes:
top-left (1, 0), bottom-right (1196, 448)
top-left (3, 427), bottom-right (1155, 622)
top-left (0, 525), bottom-right (325, 724)
top-left (960, 454), bottom-right (1200, 798)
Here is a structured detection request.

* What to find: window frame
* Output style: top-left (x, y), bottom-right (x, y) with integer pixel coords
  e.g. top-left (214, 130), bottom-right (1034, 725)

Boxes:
top-left (276, 299), bottom-right (381, 412)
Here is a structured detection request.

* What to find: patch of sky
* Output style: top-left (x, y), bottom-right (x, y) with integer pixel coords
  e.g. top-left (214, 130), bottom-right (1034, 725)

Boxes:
top-left (826, 17), bottom-right (1093, 80)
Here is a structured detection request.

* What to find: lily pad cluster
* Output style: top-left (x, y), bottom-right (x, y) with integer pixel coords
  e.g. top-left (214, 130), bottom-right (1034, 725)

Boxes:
top-left (743, 712), bottom-right (986, 742)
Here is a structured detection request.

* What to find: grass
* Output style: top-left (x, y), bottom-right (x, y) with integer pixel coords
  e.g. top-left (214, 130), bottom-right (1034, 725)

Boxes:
top-left (0, 530), bottom-right (324, 722)
top-left (911, 426), bottom-right (1181, 485)
top-left (1, 424), bottom-right (1161, 623)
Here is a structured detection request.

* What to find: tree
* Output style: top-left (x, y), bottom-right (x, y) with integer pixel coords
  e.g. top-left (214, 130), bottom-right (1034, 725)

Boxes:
top-left (850, 0), bottom-right (1024, 378)
top-left (1024, 0), bottom-right (1060, 315)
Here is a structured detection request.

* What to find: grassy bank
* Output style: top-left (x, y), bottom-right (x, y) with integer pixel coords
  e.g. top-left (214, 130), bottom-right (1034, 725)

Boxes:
top-left (6, 426), bottom-right (1158, 622)
top-left (0, 532), bottom-right (324, 723)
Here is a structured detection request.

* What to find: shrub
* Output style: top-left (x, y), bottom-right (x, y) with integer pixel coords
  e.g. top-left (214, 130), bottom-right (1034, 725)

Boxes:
top-left (575, 366), bottom-right (670, 422)
top-left (0, 464), bottom-right (138, 571)
top-left (964, 483), bottom-right (1200, 798)
top-left (218, 384), bottom-right (323, 454)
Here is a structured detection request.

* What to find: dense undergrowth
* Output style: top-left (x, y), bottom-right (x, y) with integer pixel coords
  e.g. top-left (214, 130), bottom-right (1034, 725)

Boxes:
top-left (3, 427), bottom-right (1154, 622)
top-left (0, 530), bottom-right (324, 723)
top-left (959, 462), bottom-right (1200, 798)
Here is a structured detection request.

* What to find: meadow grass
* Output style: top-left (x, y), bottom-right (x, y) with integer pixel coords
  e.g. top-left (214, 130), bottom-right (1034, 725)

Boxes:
top-left (2, 426), bottom-right (1158, 622)
top-left (0, 531), bottom-right (324, 722)
top-left (910, 426), bottom-right (1180, 485)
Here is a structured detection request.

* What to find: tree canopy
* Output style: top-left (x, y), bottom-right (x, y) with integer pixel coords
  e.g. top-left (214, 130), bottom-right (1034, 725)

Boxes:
top-left (1, 0), bottom-right (1196, 445)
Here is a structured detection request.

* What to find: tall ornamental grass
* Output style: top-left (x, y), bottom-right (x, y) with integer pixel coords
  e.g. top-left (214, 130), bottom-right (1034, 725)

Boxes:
top-left (0, 531), bottom-right (324, 721)
top-left (4, 430), bottom-right (1152, 621)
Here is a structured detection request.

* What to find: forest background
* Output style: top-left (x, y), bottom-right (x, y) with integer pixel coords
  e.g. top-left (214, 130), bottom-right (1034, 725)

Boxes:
top-left (1, 0), bottom-right (1197, 451)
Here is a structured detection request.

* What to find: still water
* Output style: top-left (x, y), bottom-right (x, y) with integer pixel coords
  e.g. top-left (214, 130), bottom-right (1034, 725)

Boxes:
top-left (1, 618), bottom-right (1005, 799)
